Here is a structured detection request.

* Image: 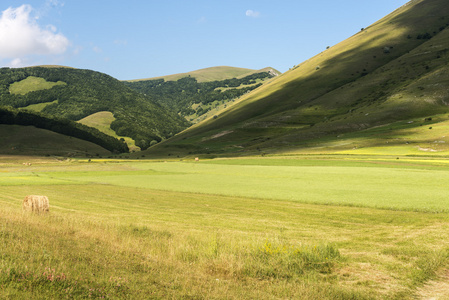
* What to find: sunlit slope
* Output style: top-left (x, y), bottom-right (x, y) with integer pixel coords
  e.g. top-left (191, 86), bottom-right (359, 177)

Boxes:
top-left (147, 0), bottom-right (449, 157)
top-left (127, 66), bottom-right (279, 83)
top-left (78, 111), bottom-right (140, 152)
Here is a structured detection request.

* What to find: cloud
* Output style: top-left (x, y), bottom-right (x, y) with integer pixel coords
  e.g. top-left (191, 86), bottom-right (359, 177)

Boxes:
top-left (93, 46), bottom-right (102, 53)
top-left (245, 10), bottom-right (260, 18)
top-left (8, 58), bottom-right (26, 68)
top-left (0, 5), bottom-right (69, 59)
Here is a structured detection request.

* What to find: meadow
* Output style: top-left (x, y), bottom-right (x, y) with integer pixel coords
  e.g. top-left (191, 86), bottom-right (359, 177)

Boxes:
top-left (1, 155), bottom-right (449, 299)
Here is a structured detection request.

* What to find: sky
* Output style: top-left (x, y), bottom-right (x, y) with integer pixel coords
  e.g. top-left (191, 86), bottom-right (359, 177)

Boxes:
top-left (0, 0), bottom-right (410, 80)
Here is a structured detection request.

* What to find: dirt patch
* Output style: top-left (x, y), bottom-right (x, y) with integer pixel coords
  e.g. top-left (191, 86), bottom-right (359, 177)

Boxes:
top-left (418, 146), bottom-right (438, 152)
top-left (202, 130), bottom-right (234, 141)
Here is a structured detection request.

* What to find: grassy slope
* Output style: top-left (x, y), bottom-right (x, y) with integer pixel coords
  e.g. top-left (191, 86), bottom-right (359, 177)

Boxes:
top-left (0, 125), bottom-right (111, 156)
top-left (31, 65), bottom-right (75, 69)
top-left (78, 111), bottom-right (140, 152)
top-left (127, 66), bottom-right (276, 83)
top-left (9, 76), bottom-right (66, 95)
top-left (21, 100), bottom-right (58, 112)
top-left (147, 0), bottom-right (449, 158)
top-left (2, 156), bottom-right (449, 299)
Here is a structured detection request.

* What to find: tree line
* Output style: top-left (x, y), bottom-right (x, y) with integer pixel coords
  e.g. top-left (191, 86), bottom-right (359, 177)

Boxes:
top-left (0, 106), bottom-right (129, 153)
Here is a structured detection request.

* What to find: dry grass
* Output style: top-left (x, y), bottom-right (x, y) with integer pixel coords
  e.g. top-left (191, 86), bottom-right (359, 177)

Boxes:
top-left (127, 66), bottom-right (256, 83)
top-left (416, 269), bottom-right (449, 299)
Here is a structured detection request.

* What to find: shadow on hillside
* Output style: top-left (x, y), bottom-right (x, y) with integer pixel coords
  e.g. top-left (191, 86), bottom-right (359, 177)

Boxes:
top-left (165, 0), bottom-right (449, 152)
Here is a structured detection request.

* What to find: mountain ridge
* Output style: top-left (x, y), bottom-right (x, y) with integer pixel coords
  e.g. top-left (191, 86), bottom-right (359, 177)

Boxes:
top-left (144, 0), bottom-right (449, 157)
top-left (126, 66), bottom-right (280, 83)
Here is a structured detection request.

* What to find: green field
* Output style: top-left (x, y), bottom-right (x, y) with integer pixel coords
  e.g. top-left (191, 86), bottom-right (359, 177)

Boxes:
top-left (9, 76), bottom-right (66, 95)
top-left (77, 111), bottom-right (140, 152)
top-left (1, 155), bottom-right (449, 299)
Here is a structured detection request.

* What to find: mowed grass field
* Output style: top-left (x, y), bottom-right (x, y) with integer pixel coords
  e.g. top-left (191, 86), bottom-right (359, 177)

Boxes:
top-left (1, 155), bottom-right (449, 299)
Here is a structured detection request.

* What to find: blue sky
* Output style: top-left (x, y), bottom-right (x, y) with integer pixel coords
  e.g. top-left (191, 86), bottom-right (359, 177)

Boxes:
top-left (0, 0), bottom-right (410, 80)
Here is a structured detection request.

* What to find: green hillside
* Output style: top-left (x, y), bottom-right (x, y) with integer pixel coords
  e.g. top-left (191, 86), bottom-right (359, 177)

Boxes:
top-left (0, 125), bottom-right (112, 156)
top-left (125, 69), bottom-right (280, 124)
top-left (0, 67), bottom-right (190, 150)
top-left (9, 76), bottom-right (66, 95)
top-left (78, 111), bottom-right (140, 152)
top-left (127, 66), bottom-right (263, 83)
top-left (0, 107), bottom-right (128, 154)
top-left (146, 0), bottom-right (449, 158)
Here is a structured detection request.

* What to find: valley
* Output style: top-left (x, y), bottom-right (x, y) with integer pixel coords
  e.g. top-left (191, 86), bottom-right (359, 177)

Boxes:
top-left (1, 0), bottom-right (449, 298)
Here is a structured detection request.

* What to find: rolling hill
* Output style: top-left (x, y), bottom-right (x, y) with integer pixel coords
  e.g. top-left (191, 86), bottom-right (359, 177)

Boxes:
top-left (0, 67), bottom-right (190, 150)
top-left (125, 67), bottom-right (281, 124)
top-left (126, 66), bottom-right (274, 83)
top-left (0, 107), bottom-right (128, 156)
top-left (145, 0), bottom-right (449, 158)
top-left (0, 125), bottom-right (112, 157)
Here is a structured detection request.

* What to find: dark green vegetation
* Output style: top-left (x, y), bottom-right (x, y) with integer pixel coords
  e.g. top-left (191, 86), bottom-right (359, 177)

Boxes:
top-left (0, 67), bottom-right (189, 150)
top-left (0, 125), bottom-right (113, 156)
top-left (125, 70), bottom-right (278, 122)
top-left (0, 107), bottom-right (128, 154)
top-left (148, 0), bottom-right (449, 157)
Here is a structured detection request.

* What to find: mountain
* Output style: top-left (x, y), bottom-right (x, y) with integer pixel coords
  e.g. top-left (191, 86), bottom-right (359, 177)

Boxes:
top-left (0, 67), bottom-right (190, 150)
top-left (124, 67), bottom-right (281, 124)
top-left (144, 0), bottom-right (449, 157)
top-left (126, 66), bottom-right (277, 83)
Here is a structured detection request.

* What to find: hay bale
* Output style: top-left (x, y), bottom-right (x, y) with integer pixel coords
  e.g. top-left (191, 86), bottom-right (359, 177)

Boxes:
top-left (23, 195), bottom-right (49, 213)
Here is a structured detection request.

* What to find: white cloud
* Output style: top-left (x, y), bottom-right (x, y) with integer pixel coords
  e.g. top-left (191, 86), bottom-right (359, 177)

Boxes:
top-left (0, 5), bottom-right (69, 59)
top-left (246, 10), bottom-right (260, 18)
top-left (8, 58), bottom-right (26, 67)
top-left (93, 46), bottom-right (102, 53)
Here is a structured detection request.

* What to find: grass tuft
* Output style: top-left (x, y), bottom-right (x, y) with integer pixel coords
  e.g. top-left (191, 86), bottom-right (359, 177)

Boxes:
top-left (245, 241), bottom-right (341, 279)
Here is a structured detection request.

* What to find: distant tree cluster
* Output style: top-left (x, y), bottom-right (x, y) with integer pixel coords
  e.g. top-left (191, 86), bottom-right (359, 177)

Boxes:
top-left (0, 106), bottom-right (129, 153)
top-left (124, 72), bottom-right (273, 117)
top-left (0, 67), bottom-right (190, 150)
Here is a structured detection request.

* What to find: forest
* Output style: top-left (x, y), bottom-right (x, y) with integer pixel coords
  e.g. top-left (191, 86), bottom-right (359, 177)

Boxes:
top-left (0, 67), bottom-right (190, 150)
